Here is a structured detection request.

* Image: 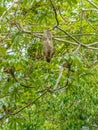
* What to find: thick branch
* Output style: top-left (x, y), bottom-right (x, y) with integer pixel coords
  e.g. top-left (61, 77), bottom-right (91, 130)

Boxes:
top-left (14, 22), bottom-right (98, 50)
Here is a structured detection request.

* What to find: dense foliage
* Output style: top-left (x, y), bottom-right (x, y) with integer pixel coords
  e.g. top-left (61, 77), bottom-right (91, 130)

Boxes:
top-left (0, 0), bottom-right (98, 129)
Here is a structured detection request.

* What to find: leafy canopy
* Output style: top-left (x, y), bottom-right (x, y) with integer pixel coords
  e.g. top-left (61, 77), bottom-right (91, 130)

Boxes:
top-left (0, 0), bottom-right (98, 129)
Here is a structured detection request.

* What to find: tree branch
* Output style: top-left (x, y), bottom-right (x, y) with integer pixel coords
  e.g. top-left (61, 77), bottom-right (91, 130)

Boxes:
top-left (15, 22), bottom-right (42, 39)
top-left (14, 22), bottom-right (98, 50)
top-left (86, 0), bottom-right (98, 10)
top-left (56, 27), bottom-right (98, 50)
top-left (49, 0), bottom-right (59, 28)
top-left (54, 63), bottom-right (65, 89)
top-left (3, 66), bottom-right (35, 89)
top-left (11, 91), bottom-right (47, 115)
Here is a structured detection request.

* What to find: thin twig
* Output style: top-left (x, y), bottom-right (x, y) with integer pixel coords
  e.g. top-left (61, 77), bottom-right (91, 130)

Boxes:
top-left (4, 66), bottom-right (35, 89)
top-left (51, 62), bottom-right (72, 92)
top-left (55, 33), bottom-right (98, 37)
top-left (59, 9), bottom-right (69, 24)
top-left (87, 42), bottom-right (98, 46)
top-left (86, 0), bottom-right (98, 10)
top-left (11, 91), bottom-right (47, 115)
top-left (82, 8), bottom-right (98, 11)
top-left (49, 0), bottom-right (59, 28)
top-left (74, 0), bottom-right (83, 53)
top-left (57, 26), bottom-right (85, 46)
top-left (15, 22), bottom-right (42, 39)
top-left (0, 90), bottom-right (47, 121)
top-left (56, 27), bottom-right (98, 50)
top-left (54, 66), bottom-right (64, 89)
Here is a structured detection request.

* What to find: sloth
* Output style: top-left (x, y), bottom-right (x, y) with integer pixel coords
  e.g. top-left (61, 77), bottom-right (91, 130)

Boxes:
top-left (43, 30), bottom-right (54, 62)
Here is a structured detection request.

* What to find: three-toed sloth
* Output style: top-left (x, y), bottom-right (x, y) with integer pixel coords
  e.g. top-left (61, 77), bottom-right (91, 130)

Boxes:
top-left (43, 30), bottom-right (55, 62)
